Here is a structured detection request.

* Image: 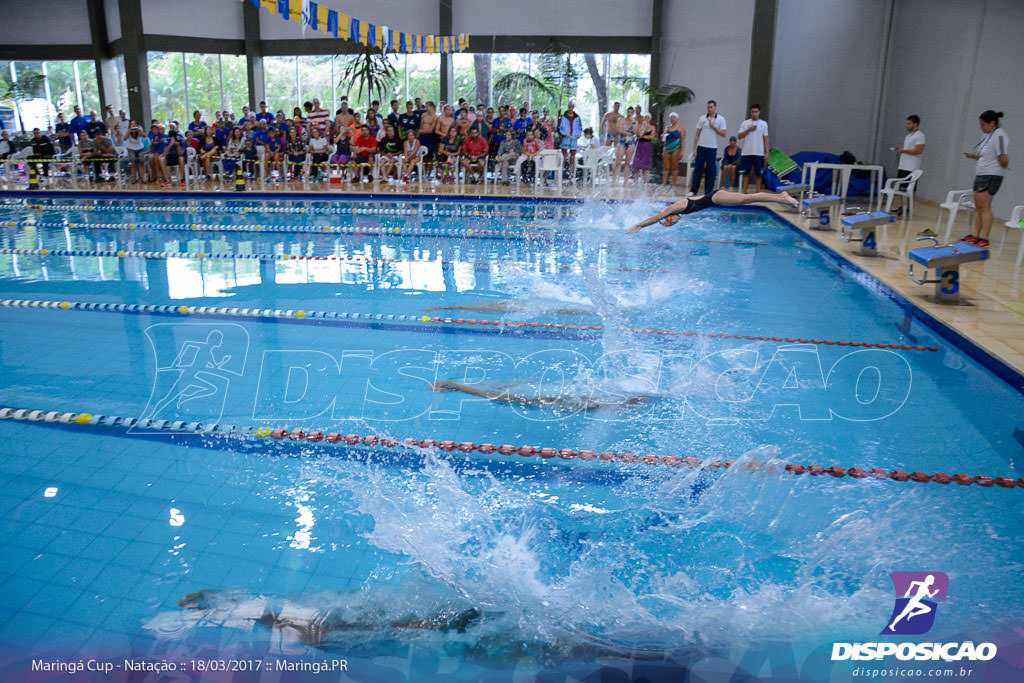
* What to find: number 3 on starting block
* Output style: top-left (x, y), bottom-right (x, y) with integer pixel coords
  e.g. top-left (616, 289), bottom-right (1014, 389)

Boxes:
top-left (940, 268), bottom-right (959, 295)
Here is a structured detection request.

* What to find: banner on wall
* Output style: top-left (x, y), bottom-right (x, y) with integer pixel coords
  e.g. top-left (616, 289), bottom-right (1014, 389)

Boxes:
top-left (243, 0), bottom-right (468, 53)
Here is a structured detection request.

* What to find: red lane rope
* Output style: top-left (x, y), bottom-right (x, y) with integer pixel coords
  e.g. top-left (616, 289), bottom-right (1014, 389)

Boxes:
top-left (421, 317), bottom-right (939, 352)
top-left (263, 429), bottom-right (1021, 489)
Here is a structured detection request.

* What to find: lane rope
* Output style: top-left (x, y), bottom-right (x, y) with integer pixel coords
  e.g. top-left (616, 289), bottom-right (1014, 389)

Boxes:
top-left (0, 248), bottom-right (683, 275)
top-left (0, 298), bottom-right (939, 351)
top-left (0, 405), bottom-right (1017, 489)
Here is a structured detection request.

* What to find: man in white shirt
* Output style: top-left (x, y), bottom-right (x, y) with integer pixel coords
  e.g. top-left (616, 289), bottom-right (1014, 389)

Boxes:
top-left (690, 100), bottom-right (726, 195)
top-left (895, 115), bottom-right (925, 178)
top-left (737, 104), bottom-right (769, 192)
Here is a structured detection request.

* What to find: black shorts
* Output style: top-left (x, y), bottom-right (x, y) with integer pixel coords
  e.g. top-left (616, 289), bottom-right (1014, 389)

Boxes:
top-left (740, 155), bottom-right (764, 176)
top-left (973, 175), bottom-right (1002, 195)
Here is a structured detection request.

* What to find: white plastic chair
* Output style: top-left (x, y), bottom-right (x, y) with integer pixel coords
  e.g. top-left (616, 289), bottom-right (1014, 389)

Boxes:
top-left (880, 169), bottom-right (923, 217)
top-left (937, 189), bottom-right (975, 241)
top-left (535, 150), bottom-right (563, 192)
top-left (181, 146), bottom-right (200, 186)
top-left (1000, 205), bottom-right (1024, 267)
top-left (576, 144), bottom-right (604, 185)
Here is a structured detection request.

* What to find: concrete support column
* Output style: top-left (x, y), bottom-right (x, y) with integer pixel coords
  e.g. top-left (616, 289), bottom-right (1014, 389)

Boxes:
top-left (244, 0), bottom-right (265, 109)
top-left (119, 0), bottom-right (151, 124)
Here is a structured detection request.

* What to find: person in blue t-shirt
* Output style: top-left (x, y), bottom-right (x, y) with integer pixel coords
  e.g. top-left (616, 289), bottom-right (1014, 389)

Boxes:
top-left (512, 108), bottom-right (532, 143)
top-left (187, 111), bottom-right (207, 138)
top-left (84, 110), bottom-right (106, 139)
top-left (69, 106), bottom-right (90, 139)
top-left (255, 101), bottom-right (274, 124)
top-left (397, 100), bottom-right (421, 135)
top-left (148, 125), bottom-right (171, 184)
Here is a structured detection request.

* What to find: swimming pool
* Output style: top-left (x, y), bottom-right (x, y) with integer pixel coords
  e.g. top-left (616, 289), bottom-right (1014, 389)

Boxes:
top-left (0, 193), bottom-right (1021, 681)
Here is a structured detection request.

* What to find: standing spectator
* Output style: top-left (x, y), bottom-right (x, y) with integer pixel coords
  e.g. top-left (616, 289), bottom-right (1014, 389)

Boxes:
top-left (54, 113), bottom-right (72, 152)
top-left (690, 99), bottom-right (726, 195)
top-left (662, 112), bottom-right (685, 189)
top-left (558, 101), bottom-right (583, 173)
top-left (69, 106), bottom-right (90, 141)
top-left (162, 132), bottom-right (183, 185)
top-left (418, 101), bottom-right (439, 168)
top-left (601, 102), bottom-right (623, 146)
top-left (309, 99), bottom-right (329, 133)
top-left (103, 106), bottom-right (118, 139)
top-left (721, 136), bottom-right (741, 189)
top-left (188, 110), bottom-right (207, 138)
top-left (512, 108), bottom-right (531, 142)
top-left (737, 104), bottom-right (769, 192)
top-left (459, 126), bottom-right (488, 183)
top-left (894, 114), bottom-right (925, 179)
top-left (631, 114), bottom-right (656, 184)
top-left (330, 128), bottom-right (351, 179)
top-left (495, 126), bottom-right (522, 184)
top-left (115, 110), bottom-right (131, 146)
top-left (386, 100), bottom-right (401, 128)
top-left (265, 126), bottom-right (284, 179)
top-left (435, 105), bottom-right (455, 139)
top-left (961, 110), bottom-right (1009, 248)
top-left (614, 106), bottom-right (636, 183)
top-left (538, 107), bottom-right (555, 150)
top-left (398, 101), bottom-right (421, 136)
top-left (255, 101), bottom-right (274, 124)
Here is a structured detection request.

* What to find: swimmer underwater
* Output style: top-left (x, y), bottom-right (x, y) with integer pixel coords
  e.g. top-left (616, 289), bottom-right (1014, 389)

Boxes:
top-left (626, 189), bottom-right (798, 233)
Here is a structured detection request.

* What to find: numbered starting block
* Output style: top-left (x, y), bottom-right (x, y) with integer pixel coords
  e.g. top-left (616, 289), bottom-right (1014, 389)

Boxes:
top-left (908, 237), bottom-right (988, 303)
top-left (840, 211), bottom-right (894, 256)
top-left (802, 195), bottom-right (841, 230)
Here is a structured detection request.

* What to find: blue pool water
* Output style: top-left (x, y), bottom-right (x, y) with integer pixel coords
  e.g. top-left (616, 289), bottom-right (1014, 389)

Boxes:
top-left (0, 194), bottom-right (1022, 681)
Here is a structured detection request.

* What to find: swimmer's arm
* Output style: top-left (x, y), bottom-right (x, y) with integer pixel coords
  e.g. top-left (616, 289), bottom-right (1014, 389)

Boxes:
top-left (627, 201), bottom-right (687, 233)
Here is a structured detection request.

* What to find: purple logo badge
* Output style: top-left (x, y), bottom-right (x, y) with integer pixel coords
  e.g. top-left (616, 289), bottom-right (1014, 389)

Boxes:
top-left (882, 572), bottom-right (949, 635)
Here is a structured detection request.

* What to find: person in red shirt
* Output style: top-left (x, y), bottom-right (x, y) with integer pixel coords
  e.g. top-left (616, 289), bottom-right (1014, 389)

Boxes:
top-left (459, 127), bottom-right (488, 183)
top-left (352, 124), bottom-right (378, 182)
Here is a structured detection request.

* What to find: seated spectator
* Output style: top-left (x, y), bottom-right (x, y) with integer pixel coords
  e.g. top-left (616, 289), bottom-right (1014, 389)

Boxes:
top-left (721, 136), bottom-right (741, 189)
top-left (29, 128), bottom-right (56, 177)
top-left (85, 110), bottom-right (106, 139)
top-left (308, 127), bottom-right (330, 180)
top-left (148, 126), bottom-right (171, 185)
top-left (521, 130), bottom-right (542, 182)
top-left (0, 130), bottom-right (16, 159)
top-left (162, 132), bottom-right (183, 185)
top-left (351, 124), bottom-right (378, 181)
top-left (459, 126), bottom-right (488, 183)
top-left (265, 126), bottom-right (284, 179)
top-left (242, 138), bottom-right (259, 177)
top-left (198, 127), bottom-right (220, 177)
top-left (286, 127), bottom-right (307, 180)
top-left (437, 127), bottom-right (461, 184)
top-left (400, 130), bottom-right (421, 183)
top-left (329, 128), bottom-right (351, 179)
top-left (223, 126), bottom-right (245, 176)
top-left (378, 124), bottom-right (403, 181)
top-left (495, 127), bottom-right (522, 184)
top-left (124, 125), bottom-right (147, 183)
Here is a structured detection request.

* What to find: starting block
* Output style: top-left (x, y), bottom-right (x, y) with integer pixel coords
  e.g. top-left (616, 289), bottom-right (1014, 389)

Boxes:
top-left (840, 211), bottom-right (894, 256)
top-left (802, 195), bottom-right (841, 230)
top-left (908, 237), bottom-right (988, 303)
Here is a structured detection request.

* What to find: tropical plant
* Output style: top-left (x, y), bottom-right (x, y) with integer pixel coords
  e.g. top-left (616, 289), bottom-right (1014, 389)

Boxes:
top-left (493, 47), bottom-right (582, 114)
top-left (0, 70), bottom-right (45, 131)
top-left (337, 47), bottom-right (397, 109)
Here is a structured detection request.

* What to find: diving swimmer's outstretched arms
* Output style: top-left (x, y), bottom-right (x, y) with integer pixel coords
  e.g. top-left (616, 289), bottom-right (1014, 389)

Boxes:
top-left (626, 189), bottom-right (799, 233)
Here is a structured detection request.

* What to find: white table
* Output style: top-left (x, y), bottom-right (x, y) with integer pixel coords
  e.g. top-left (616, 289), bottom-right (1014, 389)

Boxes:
top-left (801, 162), bottom-right (885, 210)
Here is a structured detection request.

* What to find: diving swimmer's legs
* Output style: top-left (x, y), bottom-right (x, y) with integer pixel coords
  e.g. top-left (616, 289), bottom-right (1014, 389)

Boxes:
top-left (709, 189), bottom-right (800, 210)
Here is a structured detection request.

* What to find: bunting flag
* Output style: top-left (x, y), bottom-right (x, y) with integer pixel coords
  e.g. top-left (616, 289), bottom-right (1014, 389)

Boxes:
top-left (243, 0), bottom-right (467, 53)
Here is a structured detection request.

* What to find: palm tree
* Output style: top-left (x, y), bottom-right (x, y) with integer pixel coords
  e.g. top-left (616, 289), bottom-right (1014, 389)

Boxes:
top-left (338, 47), bottom-right (397, 109)
top-left (1, 70), bottom-right (45, 132)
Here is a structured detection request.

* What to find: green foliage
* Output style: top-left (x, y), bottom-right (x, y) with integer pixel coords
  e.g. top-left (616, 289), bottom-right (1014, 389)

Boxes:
top-left (337, 48), bottom-right (398, 108)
